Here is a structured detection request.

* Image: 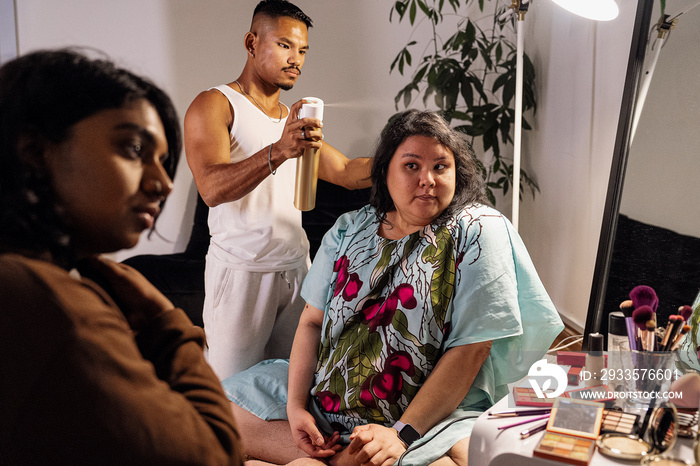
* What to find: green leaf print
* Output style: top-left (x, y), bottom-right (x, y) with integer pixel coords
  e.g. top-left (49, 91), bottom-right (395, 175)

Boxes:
top-left (329, 368), bottom-right (347, 409)
top-left (691, 303), bottom-right (700, 353)
top-left (370, 240), bottom-right (396, 288)
top-left (347, 330), bottom-right (382, 390)
top-left (356, 406), bottom-right (386, 423)
top-left (326, 313), bottom-right (364, 369)
top-left (393, 309), bottom-right (421, 346)
top-left (389, 404), bottom-right (402, 422)
top-left (421, 226), bottom-right (456, 329)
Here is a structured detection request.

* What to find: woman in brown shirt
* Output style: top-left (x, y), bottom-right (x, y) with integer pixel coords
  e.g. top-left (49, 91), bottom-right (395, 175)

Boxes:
top-left (0, 49), bottom-right (243, 465)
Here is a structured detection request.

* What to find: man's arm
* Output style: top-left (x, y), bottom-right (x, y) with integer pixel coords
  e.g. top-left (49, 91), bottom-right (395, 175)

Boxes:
top-left (318, 143), bottom-right (372, 190)
top-left (184, 90), bottom-right (321, 207)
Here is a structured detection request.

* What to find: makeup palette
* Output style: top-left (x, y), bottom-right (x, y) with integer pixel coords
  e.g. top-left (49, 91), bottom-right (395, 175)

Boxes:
top-left (533, 398), bottom-right (604, 465)
top-left (512, 386), bottom-right (556, 407)
top-left (533, 431), bottom-right (596, 465)
top-left (601, 409), bottom-right (639, 435)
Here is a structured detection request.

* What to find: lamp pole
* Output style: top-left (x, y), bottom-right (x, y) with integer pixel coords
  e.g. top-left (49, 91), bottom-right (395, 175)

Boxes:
top-left (511, 0), bottom-right (530, 231)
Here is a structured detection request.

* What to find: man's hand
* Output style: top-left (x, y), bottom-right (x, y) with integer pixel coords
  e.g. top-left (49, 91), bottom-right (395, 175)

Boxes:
top-left (273, 99), bottom-right (323, 162)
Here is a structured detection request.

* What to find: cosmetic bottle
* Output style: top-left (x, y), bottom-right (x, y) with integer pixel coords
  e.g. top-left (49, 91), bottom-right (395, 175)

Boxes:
top-left (608, 311), bottom-right (630, 352)
top-left (585, 332), bottom-right (605, 387)
top-left (294, 97), bottom-right (324, 211)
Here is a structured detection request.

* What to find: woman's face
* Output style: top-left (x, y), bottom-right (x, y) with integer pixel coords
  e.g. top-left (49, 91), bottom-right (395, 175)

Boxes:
top-left (45, 98), bottom-right (172, 256)
top-left (386, 135), bottom-right (456, 229)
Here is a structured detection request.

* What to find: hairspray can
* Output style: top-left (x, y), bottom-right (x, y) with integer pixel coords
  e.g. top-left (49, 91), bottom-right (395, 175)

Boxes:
top-left (294, 97), bottom-right (324, 211)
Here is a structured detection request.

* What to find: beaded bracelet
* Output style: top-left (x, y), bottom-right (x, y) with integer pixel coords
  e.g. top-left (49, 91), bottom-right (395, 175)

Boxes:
top-left (268, 143), bottom-right (276, 175)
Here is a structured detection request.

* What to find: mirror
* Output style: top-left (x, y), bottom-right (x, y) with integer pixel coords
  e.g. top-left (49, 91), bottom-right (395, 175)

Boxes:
top-left (648, 401), bottom-right (678, 454)
top-left (584, 0), bottom-right (700, 347)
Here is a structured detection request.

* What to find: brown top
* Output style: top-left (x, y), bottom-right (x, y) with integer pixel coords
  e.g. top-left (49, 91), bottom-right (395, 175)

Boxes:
top-left (0, 254), bottom-right (244, 465)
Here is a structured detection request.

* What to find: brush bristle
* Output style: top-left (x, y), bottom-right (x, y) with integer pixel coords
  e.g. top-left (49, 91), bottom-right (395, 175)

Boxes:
top-left (632, 305), bottom-right (654, 329)
top-left (619, 299), bottom-right (634, 317)
top-left (679, 305), bottom-right (693, 322)
top-left (630, 285), bottom-right (659, 312)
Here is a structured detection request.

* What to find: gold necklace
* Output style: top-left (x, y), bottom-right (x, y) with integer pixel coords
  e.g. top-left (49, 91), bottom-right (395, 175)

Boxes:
top-left (234, 81), bottom-right (283, 123)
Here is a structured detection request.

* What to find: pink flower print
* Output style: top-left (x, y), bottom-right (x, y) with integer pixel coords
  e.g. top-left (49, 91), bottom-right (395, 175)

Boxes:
top-left (333, 256), bottom-right (349, 297)
top-left (316, 390), bottom-right (341, 413)
top-left (360, 284), bottom-right (417, 332)
top-left (343, 272), bottom-right (362, 300)
top-left (359, 351), bottom-right (416, 407)
top-left (332, 256), bottom-right (363, 300)
top-left (359, 378), bottom-right (377, 408)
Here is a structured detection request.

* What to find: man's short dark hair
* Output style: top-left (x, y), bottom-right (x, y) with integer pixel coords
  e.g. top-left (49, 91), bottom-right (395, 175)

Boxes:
top-left (253, 0), bottom-right (313, 28)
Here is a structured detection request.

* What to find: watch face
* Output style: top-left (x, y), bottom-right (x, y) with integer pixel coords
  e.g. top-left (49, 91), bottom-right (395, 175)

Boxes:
top-left (399, 424), bottom-right (421, 446)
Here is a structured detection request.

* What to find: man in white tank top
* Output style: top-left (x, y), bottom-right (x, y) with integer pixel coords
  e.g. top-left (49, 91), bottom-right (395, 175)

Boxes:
top-left (184, 0), bottom-right (372, 381)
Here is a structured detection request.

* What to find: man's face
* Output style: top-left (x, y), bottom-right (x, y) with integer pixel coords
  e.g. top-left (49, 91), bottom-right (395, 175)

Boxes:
top-left (254, 16), bottom-right (308, 90)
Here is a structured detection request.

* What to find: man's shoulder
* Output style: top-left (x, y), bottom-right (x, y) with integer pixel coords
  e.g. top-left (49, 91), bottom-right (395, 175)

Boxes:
top-left (185, 86), bottom-right (236, 128)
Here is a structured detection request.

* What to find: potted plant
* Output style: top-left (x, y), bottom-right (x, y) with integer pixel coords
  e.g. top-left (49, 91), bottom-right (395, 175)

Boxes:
top-left (390, 0), bottom-right (539, 205)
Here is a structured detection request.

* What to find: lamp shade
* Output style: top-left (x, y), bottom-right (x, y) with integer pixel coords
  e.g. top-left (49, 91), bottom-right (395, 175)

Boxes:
top-left (551, 0), bottom-right (619, 21)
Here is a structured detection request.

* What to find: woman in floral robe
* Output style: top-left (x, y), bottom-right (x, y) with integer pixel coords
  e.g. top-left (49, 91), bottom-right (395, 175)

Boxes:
top-left (224, 110), bottom-right (563, 465)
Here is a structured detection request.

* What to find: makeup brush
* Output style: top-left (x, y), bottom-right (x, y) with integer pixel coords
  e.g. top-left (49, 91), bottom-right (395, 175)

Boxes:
top-left (619, 299), bottom-right (634, 318)
top-left (630, 285), bottom-right (659, 312)
top-left (632, 306), bottom-right (653, 351)
top-left (632, 305), bottom-right (654, 329)
top-left (670, 324), bottom-right (691, 351)
top-left (646, 320), bottom-right (656, 352)
top-left (661, 315), bottom-right (683, 351)
top-left (679, 305), bottom-right (693, 322)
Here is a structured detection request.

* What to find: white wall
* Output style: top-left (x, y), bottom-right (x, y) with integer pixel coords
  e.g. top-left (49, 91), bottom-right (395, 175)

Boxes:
top-left (15, 0), bottom-right (639, 330)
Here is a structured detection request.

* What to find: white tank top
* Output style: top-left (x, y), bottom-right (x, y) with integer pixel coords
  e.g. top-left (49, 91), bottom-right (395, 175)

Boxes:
top-left (206, 84), bottom-right (309, 271)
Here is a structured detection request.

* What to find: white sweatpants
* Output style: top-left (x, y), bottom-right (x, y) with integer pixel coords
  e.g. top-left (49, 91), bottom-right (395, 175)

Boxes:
top-left (203, 255), bottom-right (307, 380)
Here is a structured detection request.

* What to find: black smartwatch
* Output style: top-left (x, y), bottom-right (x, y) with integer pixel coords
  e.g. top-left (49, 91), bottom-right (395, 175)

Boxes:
top-left (392, 421), bottom-right (421, 447)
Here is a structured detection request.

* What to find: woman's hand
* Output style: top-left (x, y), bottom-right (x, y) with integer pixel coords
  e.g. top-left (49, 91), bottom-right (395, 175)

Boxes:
top-left (345, 424), bottom-right (407, 466)
top-left (288, 405), bottom-right (341, 458)
top-left (81, 256), bottom-right (174, 331)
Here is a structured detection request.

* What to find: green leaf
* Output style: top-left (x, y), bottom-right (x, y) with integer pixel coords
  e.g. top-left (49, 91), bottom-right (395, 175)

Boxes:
top-left (390, 50), bottom-right (402, 73)
top-left (414, 63), bottom-right (429, 83)
top-left (417, 0), bottom-right (431, 18)
top-left (409, 0), bottom-right (417, 24)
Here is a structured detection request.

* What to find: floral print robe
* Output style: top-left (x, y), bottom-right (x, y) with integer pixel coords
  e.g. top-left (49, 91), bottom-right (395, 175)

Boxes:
top-left (301, 204), bottom-right (563, 433)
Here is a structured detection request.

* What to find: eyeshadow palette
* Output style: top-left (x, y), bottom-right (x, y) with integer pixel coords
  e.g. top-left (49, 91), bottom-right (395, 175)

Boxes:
top-left (546, 398), bottom-right (604, 439)
top-left (601, 409), bottom-right (639, 436)
top-left (512, 386), bottom-right (556, 407)
top-left (533, 431), bottom-right (596, 466)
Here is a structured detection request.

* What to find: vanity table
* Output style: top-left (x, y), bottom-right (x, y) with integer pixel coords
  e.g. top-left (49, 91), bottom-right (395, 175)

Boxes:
top-left (469, 394), bottom-right (697, 466)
